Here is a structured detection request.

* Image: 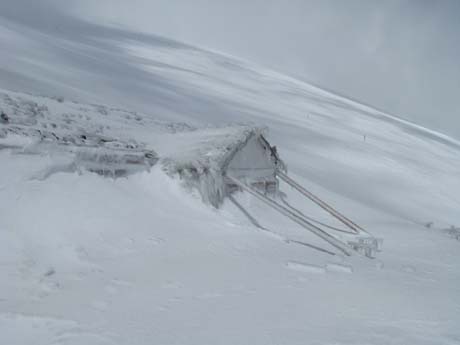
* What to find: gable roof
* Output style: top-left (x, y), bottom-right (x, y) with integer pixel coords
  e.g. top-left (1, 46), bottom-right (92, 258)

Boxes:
top-left (161, 125), bottom-right (269, 176)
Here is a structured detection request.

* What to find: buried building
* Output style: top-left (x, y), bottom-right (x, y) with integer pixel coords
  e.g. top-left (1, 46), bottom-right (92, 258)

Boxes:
top-left (0, 89), bottom-right (381, 258)
top-left (162, 125), bottom-right (286, 208)
top-left (162, 125), bottom-right (382, 258)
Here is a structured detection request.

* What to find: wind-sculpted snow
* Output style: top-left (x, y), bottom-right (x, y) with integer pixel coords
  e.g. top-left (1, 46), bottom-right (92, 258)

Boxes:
top-left (1, 8), bottom-right (460, 345)
top-left (0, 89), bottom-right (187, 177)
top-left (0, 89), bottom-right (269, 204)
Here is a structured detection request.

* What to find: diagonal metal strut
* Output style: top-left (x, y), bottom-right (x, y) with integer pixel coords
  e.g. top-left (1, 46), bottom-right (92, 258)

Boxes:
top-left (227, 176), bottom-right (353, 256)
top-left (277, 171), bottom-right (367, 235)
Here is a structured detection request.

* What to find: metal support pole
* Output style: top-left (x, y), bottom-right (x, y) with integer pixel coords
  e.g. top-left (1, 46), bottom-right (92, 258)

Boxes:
top-left (227, 176), bottom-right (353, 256)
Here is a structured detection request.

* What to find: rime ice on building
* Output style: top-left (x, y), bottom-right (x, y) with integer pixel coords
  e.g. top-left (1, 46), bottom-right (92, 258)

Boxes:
top-left (162, 125), bottom-right (285, 207)
top-left (161, 125), bottom-right (381, 258)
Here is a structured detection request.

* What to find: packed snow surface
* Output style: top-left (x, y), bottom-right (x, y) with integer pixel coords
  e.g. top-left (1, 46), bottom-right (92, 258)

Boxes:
top-left (1, 9), bottom-right (460, 345)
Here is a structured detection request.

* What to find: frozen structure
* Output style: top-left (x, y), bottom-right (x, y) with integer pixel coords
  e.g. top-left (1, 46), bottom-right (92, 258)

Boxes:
top-left (3, 120), bottom-right (157, 177)
top-left (0, 89), bottom-right (382, 258)
top-left (162, 125), bottom-right (286, 207)
top-left (161, 125), bottom-right (382, 258)
top-left (0, 90), bottom-right (158, 177)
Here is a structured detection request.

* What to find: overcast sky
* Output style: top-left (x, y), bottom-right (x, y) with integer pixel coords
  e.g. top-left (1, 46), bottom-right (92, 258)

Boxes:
top-left (31, 1), bottom-right (460, 138)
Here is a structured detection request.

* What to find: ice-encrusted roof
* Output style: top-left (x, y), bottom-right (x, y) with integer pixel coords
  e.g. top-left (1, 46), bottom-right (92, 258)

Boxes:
top-left (158, 125), bottom-right (278, 207)
top-left (161, 125), bottom-right (266, 176)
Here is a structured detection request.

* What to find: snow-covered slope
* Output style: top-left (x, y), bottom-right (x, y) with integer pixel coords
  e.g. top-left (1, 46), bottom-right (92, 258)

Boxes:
top-left (1, 9), bottom-right (460, 345)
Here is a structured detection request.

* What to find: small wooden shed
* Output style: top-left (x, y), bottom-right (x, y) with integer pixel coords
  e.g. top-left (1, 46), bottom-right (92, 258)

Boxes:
top-left (162, 125), bottom-right (285, 207)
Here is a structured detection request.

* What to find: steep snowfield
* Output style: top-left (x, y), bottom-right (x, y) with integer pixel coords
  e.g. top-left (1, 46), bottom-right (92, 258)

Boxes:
top-left (1, 8), bottom-right (460, 345)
